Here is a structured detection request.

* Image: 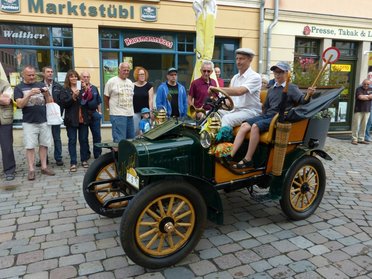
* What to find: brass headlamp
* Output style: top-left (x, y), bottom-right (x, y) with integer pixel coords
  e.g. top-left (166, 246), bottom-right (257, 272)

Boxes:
top-left (200, 112), bottom-right (221, 150)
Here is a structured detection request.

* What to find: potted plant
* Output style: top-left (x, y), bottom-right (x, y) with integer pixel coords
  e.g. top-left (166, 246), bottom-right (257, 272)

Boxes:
top-left (303, 108), bottom-right (333, 149)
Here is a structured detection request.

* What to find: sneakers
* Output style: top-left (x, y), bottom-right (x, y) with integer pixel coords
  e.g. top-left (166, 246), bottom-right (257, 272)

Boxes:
top-left (41, 168), bottom-right (55, 176)
top-left (5, 174), bottom-right (15, 181)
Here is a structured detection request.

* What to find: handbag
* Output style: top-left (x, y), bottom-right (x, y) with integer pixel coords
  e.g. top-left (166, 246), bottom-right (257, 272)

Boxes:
top-left (46, 102), bottom-right (63, 125)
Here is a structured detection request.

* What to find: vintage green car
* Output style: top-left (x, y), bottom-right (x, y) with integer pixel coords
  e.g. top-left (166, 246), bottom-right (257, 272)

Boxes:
top-left (83, 87), bottom-right (342, 268)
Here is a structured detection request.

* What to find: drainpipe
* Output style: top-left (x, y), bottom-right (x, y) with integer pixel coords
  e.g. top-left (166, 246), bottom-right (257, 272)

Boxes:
top-left (266, 0), bottom-right (279, 76)
top-left (258, 0), bottom-right (265, 74)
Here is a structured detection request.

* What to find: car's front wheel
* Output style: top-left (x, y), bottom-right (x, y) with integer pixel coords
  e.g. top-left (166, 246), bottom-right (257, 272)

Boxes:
top-left (120, 180), bottom-right (207, 268)
top-left (280, 155), bottom-right (326, 220)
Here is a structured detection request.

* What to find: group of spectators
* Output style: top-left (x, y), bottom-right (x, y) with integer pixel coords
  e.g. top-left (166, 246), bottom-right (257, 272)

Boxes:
top-left (0, 66), bottom-right (102, 181)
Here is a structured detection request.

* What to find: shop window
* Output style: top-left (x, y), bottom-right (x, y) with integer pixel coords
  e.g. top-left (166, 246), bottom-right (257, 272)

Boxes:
top-left (178, 33), bottom-right (194, 53)
top-left (100, 30), bottom-right (120, 49)
top-left (333, 41), bottom-right (357, 58)
top-left (52, 27), bottom-right (73, 47)
top-left (212, 39), bottom-right (239, 86)
top-left (294, 38), bottom-right (320, 71)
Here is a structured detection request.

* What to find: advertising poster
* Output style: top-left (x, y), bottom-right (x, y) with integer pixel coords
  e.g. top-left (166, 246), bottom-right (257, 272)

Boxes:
top-left (338, 102), bottom-right (347, 122)
top-left (103, 59), bottom-right (118, 84)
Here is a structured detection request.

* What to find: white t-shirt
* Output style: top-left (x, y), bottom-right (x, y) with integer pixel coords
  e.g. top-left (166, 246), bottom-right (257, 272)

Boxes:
top-left (229, 67), bottom-right (262, 114)
top-left (104, 76), bottom-right (134, 116)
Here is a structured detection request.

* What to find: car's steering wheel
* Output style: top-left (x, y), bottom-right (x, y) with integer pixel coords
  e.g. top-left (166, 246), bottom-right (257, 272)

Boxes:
top-left (208, 87), bottom-right (234, 111)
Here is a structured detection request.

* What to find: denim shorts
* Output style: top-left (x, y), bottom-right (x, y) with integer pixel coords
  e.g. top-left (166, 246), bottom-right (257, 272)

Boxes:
top-left (246, 114), bottom-right (276, 132)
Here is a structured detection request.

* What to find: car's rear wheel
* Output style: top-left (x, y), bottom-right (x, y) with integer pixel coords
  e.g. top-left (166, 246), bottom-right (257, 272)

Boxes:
top-left (120, 180), bottom-right (207, 268)
top-left (280, 155), bottom-right (326, 220)
top-left (83, 152), bottom-right (130, 218)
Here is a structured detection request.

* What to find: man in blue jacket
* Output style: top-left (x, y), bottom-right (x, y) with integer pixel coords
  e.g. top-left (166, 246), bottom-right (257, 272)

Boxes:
top-left (156, 67), bottom-right (187, 118)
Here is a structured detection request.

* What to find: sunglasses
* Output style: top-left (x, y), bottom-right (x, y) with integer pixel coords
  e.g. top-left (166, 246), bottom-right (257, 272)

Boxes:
top-left (273, 71), bottom-right (285, 74)
top-left (202, 70), bottom-right (212, 73)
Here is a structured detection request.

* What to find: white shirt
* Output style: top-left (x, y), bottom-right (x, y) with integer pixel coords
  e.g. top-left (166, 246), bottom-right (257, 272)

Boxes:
top-left (104, 76), bottom-right (134, 116)
top-left (229, 67), bottom-right (261, 114)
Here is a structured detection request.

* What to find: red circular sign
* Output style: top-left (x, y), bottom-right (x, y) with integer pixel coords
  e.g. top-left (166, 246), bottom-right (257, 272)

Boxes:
top-left (322, 47), bottom-right (340, 64)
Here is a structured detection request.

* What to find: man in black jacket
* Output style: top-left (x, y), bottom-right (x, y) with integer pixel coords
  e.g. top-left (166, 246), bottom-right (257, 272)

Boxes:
top-left (42, 66), bottom-right (64, 166)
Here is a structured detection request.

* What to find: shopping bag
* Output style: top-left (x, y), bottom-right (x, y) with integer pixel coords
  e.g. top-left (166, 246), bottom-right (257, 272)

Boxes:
top-left (46, 102), bottom-right (63, 125)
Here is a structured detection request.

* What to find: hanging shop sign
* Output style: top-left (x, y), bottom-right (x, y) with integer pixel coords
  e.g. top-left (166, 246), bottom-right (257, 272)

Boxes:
top-left (1, 0), bottom-right (20, 13)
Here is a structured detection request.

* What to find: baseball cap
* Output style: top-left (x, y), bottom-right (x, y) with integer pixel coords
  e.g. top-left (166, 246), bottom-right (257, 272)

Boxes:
top-left (141, 107), bottom-right (150, 114)
top-left (235, 48), bottom-right (255, 57)
top-left (270, 62), bottom-right (291, 72)
top-left (167, 67), bottom-right (178, 74)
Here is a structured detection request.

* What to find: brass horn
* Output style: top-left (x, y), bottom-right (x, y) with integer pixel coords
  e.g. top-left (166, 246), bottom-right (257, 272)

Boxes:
top-left (189, 105), bottom-right (207, 120)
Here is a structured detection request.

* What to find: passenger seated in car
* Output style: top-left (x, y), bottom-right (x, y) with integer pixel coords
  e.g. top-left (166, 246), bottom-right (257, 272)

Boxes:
top-left (228, 62), bottom-right (316, 169)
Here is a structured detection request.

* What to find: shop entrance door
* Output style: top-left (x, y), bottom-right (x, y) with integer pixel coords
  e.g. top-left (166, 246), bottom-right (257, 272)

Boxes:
top-left (328, 60), bottom-right (356, 131)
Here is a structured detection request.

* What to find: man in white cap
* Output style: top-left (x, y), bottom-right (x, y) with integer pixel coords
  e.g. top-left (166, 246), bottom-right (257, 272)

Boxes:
top-left (209, 48), bottom-right (262, 127)
top-left (227, 61), bottom-right (315, 169)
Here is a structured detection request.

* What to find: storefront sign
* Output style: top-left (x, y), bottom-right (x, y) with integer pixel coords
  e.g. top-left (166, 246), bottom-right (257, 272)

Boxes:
top-left (124, 36), bottom-right (173, 48)
top-left (1, 0), bottom-right (20, 13)
top-left (27, 0), bottom-right (134, 19)
top-left (303, 25), bottom-right (372, 39)
top-left (3, 30), bottom-right (46, 39)
top-left (140, 6), bottom-right (157, 22)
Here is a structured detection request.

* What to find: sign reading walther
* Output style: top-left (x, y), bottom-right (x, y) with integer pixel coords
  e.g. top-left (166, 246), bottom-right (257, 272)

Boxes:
top-left (1, 0), bottom-right (20, 13)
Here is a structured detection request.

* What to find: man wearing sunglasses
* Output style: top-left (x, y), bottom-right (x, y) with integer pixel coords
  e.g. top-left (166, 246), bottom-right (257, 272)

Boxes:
top-left (188, 60), bottom-right (217, 119)
top-left (209, 48), bottom-right (262, 127)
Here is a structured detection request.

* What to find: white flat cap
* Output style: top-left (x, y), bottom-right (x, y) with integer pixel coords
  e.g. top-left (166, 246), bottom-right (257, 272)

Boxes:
top-left (235, 48), bottom-right (255, 57)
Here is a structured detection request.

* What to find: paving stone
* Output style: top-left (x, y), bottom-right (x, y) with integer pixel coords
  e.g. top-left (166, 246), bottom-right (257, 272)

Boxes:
top-left (0, 255), bottom-right (15, 268)
top-left (189, 260), bottom-right (217, 276)
top-left (341, 243), bottom-right (369, 256)
top-left (16, 250), bottom-right (43, 265)
top-left (102, 256), bottom-right (128, 270)
top-left (317, 265), bottom-right (349, 279)
top-left (208, 234), bottom-right (233, 246)
top-left (288, 260), bottom-right (316, 273)
top-left (71, 241), bottom-right (97, 254)
top-left (23, 271), bottom-right (49, 279)
top-left (294, 270), bottom-right (322, 279)
top-left (217, 243), bottom-right (242, 254)
top-left (50, 266), bottom-right (78, 279)
top-left (135, 272), bottom-right (165, 279)
top-left (323, 250), bottom-right (351, 262)
top-left (60, 254), bottom-right (86, 267)
top-left (44, 245), bottom-right (70, 259)
top-left (249, 260), bottom-right (272, 272)
top-left (213, 254), bottom-right (241, 269)
top-left (27, 259), bottom-right (58, 273)
top-left (252, 244), bottom-right (280, 259)
top-left (271, 239), bottom-right (298, 253)
top-left (88, 272), bottom-right (115, 279)
top-left (114, 265), bottom-right (145, 278)
top-left (307, 244), bottom-right (330, 256)
top-left (199, 248), bottom-right (222, 260)
top-left (335, 259), bottom-right (367, 277)
top-left (289, 236), bottom-right (314, 249)
top-left (163, 266), bottom-right (195, 279)
top-left (267, 254), bottom-right (293, 267)
top-left (78, 261), bottom-right (104, 276)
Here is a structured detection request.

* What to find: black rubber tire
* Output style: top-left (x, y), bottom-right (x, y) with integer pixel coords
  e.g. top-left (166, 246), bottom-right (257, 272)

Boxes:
top-left (83, 152), bottom-right (127, 218)
top-left (120, 180), bottom-right (207, 269)
top-left (280, 155), bottom-right (326, 220)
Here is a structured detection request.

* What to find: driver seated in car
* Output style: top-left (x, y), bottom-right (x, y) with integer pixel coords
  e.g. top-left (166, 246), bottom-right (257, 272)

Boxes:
top-left (209, 47), bottom-right (262, 128)
top-left (228, 61), bottom-right (316, 169)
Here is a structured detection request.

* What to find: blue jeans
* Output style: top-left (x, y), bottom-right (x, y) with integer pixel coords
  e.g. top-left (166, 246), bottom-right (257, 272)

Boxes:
top-left (110, 115), bottom-right (135, 143)
top-left (365, 112), bottom-right (372, 141)
top-left (89, 111), bottom-right (102, 159)
top-left (66, 125), bottom-right (89, 165)
top-left (51, 124), bottom-right (62, 162)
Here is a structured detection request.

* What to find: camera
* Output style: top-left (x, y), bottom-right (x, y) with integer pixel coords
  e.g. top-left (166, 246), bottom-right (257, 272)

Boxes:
top-left (40, 88), bottom-right (47, 93)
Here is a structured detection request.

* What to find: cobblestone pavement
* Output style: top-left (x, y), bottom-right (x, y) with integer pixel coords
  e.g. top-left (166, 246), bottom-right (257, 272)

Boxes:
top-left (1, 137), bottom-right (372, 279)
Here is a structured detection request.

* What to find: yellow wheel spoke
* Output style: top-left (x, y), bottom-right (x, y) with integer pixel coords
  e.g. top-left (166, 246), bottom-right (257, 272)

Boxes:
top-left (167, 233), bottom-right (174, 248)
top-left (174, 228), bottom-right (186, 240)
top-left (139, 227), bottom-right (158, 239)
top-left (146, 208), bottom-right (161, 221)
top-left (173, 201), bottom-right (185, 216)
top-left (140, 221), bottom-right (158, 227)
top-left (306, 172), bottom-right (315, 182)
top-left (293, 192), bottom-right (301, 206)
top-left (166, 197), bottom-right (175, 216)
top-left (293, 180), bottom-right (302, 187)
top-left (291, 187), bottom-right (300, 194)
top-left (103, 168), bottom-right (115, 179)
top-left (146, 232), bottom-right (159, 248)
top-left (174, 210), bottom-right (192, 221)
top-left (157, 234), bottom-right (165, 252)
top-left (301, 194), bottom-right (305, 208)
top-left (158, 200), bottom-right (166, 217)
top-left (176, 222), bottom-right (192, 227)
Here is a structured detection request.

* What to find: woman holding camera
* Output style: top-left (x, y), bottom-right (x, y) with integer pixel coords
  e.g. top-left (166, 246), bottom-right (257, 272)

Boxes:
top-left (60, 69), bottom-right (90, 172)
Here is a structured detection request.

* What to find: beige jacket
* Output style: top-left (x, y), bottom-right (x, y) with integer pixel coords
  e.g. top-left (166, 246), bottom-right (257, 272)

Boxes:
top-left (0, 80), bottom-right (14, 125)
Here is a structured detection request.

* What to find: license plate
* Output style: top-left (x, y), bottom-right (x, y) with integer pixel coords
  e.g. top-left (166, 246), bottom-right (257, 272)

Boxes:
top-left (126, 169), bottom-right (139, 189)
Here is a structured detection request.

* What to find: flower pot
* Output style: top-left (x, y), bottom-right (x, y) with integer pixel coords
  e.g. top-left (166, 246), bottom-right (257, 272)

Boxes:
top-left (303, 118), bottom-right (331, 150)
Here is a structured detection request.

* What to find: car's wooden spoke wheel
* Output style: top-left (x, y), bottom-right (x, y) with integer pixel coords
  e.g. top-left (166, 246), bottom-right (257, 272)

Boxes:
top-left (280, 155), bottom-right (326, 220)
top-left (95, 162), bottom-right (128, 208)
top-left (289, 166), bottom-right (319, 211)
top-left (135, 194), bottom-right (195, 256)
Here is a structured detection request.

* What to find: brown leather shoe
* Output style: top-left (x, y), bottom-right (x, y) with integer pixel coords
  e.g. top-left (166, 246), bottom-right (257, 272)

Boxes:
top-left (41, 168), bottom-right (55, 176)
top-left (358, 140), bottom-right (370, 144)
top-left (28, 171), bottom-right (35, 180)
